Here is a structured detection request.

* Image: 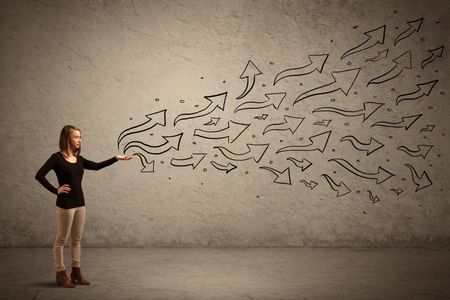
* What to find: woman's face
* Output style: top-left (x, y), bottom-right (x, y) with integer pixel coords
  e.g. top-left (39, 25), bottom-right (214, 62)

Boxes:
top-left (70, 129), bottom-right (81, 150)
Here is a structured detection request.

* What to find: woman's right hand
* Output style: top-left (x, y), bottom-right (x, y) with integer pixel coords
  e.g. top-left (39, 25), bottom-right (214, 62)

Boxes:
top-left (57, 184), bottom-right (71, 194)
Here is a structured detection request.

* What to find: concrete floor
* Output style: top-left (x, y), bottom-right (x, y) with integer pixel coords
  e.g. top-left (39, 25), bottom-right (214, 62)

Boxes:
top-left (0, 248), bottom-right (449, 300)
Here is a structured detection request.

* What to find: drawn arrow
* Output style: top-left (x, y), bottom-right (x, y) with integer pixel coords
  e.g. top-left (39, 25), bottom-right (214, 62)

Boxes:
top-left (255, 114), bottom-right (269, 120)
top-left (277, 131), bottom-right (332, 154)
top-left (365, 49), bottom-right (389, 63)
top-left (260, 166), bottom-right (292, 185)
top-left (204, 117), bottom-right (221, 126)
top-left (124, 133), bottom-right (183, 155)
top-left (422, 46), bottom-right (444, 69)
top-left (273, 54), bottom-right (329, 85)
top-left (397, 145), bottom-right (433, 159)
top-left (313, 119), bottom-right (332, 127)
top-left (368, 190), bottom-right (380, 204)
top-left (372, 114), bottom-right (422, 130)
top-left (234, 92), bottom-right (286, 113)
top-left (117, 109), bottom-right (167, 148)
top-left (329, 158), bottom-right (395, 184)
top-left (132, 153), bottom-right (155, 173)
top-left (394, 18), bottom-right (424, 47)
top-left (287, 157), bottom-right (312, 171)
top-left (174, 92), bottom-right (227, 125)
top-left (294, 68), bottom-right (360, 105)
top-left (340, 135), bottom-right (384, 155)
top-left (390, 188), bottom-right (404, 195)
top-left (263, 115), bottom-right (304, 135)
top-left (313, 102), bottom-right (384, 122)
top-left (170, 153), bottom-right (206, 169)
top-left (214, 143), bottom-right (269, 163)
top-left (367, 51), bottom-right (412, 86)
top-left (396, 80), bottom-right (438, 105)
top-left (405, 164), bottom-right (432, 192)
top-left (341, 25), bottom-right (386, 59)
top-left (236, 60), bottom-right (263, 99)
top-left (420, 125), bottom-right (435, 133)
top-left (321, 174), bottom-right (351, 197)
top-left (210, 161), bottom-right (237, 173)
top-left (300, 180), bottom-right (318, 189)
top-left (194, 121), bottom-right (250, 143)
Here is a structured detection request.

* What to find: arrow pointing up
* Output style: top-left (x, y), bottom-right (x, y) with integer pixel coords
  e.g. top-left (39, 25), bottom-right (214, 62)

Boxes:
top-left (273, 54), bottom-right (329, 85)
top-left (174, 92), bottom-right (227, 125)
top-left (341, 25), bottom-right (386, 59)
top-left (236, 60), bottom-right (263, 99)
top-left (394, 18), bottom-right (424, 47)
top-left (396, 80), bottom-right (438, 105)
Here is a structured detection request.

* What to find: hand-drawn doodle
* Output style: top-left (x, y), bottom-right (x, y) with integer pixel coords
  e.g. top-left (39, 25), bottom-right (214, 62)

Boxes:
top-left (329, 158), bottom-right (395, 184)
top-left (341, 25), bottom-right (386, 60)
top-left (394, 18), bottom-right (424, 47)
top-left (313, 119), bottom-right (332, 127)
top-left (368, 190), bottom-right (380, 203)
top-left (204, 117), bottom-right (221, 126)
top-left (287, 157), bottom-right (312, 171)
top-left (174, 92), bottom-right (227, 126)
top-left (390, 188), bottom-right (404, 195)
top-left (263, 115), bottom-right (304, 135)
top-left (234, 92), bottom-right (286, 113)
top-left (260, 166), bottom-right (292, 185)
top-left (273, 54), bottom-right (329, 85)
top-left (422, 46), bottom-right (444, 69)
top-left (313, 102), bottom-right (384, 122)
top-left (372, 114), bottom-right (422, 130)
top-left (194, 121), bottom-right (250, 143)
top-left (210, 161), bottom-right (237, 174)
top-left (420, 124), bottom-right (435, 133)
top-left (124, 133), bottom-right (183, 155)
top-left (321, 174), bottom-right (351, 197)
top-left (397, 145), bottom-right (433, 159)
top-left (117, 109), bottom-right (167, 148)
top-left (294, 68), bottom-right (361, 105)
top-left (255, 114), bottom-right (269, 120)
top-left (396, 80), bottom-right (438, 105)
top-left (300, 180), bottom-right (318, 189)
top-left (367, 51), bottom-right (412, 86)
top-left (365, 49), bottom-right (389, 63)
top-left (170, 153), bottom-right (207, 169)
top-left (340, 135), bottom-right (384, 156)
top-left (277, 131), bottom-right (332, 154)
top-left (132, 153), bottom-right (155, 173)
top-left (405, 163), bottom-right (432, 192)
top-left (214, 144), bottom-right (269, 163)
top-left (236, 60), bottom-right (263, 99)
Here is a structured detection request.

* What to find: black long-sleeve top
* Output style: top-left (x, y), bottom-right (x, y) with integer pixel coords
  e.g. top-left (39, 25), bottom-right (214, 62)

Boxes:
top-left (35, 152), bottom-right (118, 209)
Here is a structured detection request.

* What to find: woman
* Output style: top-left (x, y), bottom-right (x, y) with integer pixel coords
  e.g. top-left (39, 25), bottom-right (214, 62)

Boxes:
top-left (35, 125), bottom-right (132, 288)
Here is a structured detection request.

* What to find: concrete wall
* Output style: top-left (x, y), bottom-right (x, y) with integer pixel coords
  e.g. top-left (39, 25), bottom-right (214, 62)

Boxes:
top-left (1, 0), bottom-right (449, 247)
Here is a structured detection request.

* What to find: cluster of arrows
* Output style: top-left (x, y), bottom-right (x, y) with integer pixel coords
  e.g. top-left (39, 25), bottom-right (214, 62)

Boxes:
top-left (117, 17), bottom-right (442, 201)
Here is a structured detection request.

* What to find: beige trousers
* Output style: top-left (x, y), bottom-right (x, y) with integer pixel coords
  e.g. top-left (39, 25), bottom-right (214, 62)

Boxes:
top-left (53, 206), bottom-right (86, 272)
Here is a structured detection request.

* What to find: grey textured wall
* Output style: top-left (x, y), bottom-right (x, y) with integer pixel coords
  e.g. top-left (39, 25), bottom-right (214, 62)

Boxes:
top-left (1, 0), bottom-right (449, 247)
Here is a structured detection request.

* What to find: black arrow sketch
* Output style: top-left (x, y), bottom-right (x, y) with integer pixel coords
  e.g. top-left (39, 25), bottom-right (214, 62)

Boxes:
top-left (260, 166), bottom-right (292, 185)
top-left (277, 131), bottom-right (332, 154)
top-left (170, 153), bottom-right (206, 169)
top-left (273, 54), bottom-right (329, 85)
top-left (372, 114), bottom-right (422, 130)
top-left (255, 114), bottom-right (269, 120)
top-left (321, 174), bottom-right (351, 197)
top-left (210, 161), bottom-right (237, 174)
top-left (287, 157), bottom-right (312, 171)
top-left (214, 143), bottom-right (269, 163)
top-left (194, 121), bottom-right (250, 143)
top-left (313, 119), bottom-right (332, 127)
top-left (340, 135), bottom-right (384, 156)
top-left (341, 25), bottom-right (386, 59)
top-left (422, 46), bottom-right (444, 69)
top-left (204, 117), bottom-right (221, 126)
top-left (365, 49), bottom-right (389, 63)
top-left (394, 18), bottom-right (424, 47)
top-left (390, 188), bottom-right (404, 195)
top-left (236, 60), bottom-right (263, 99)
top-left (313, 102), bottom-right (384, 122)
top-left (263, 115), bottom-right (304, 135)
top-left (397, 145), bottom-right (433, 159)
top-left (367, 51), bottom-right (412, 86)
top-left (234, 92), bottom-right (286, 113)
top-left (174, 92), bottom-right (227, 125)
top-left (300, 180), bottom-right (318, 189)
top-left (420, 125), bottom-right (435, 133)
top-left (124, 133), bottom-right (183, 155)
top-left (133, 153), bottom-right (155, 173)
top-left (396, 80), bottom-right (438, 105)
top-left (368, 190), bottom-right (380, 203)
top-left (329, 158), bottom-right (395, 184)
top-left (294, 68), bottom-right (361, 105)
top-left (405, 164), bottom-right (432, 192)
top-left (117, 109), bottom-right (167, 148)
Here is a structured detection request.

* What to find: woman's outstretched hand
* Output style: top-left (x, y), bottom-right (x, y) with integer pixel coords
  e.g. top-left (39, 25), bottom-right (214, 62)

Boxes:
top-left (116, 155), bottom-right (133, 161)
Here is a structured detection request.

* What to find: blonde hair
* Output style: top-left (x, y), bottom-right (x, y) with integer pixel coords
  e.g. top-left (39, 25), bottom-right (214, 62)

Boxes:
top-left (59, 125), bottom-right (81, 156)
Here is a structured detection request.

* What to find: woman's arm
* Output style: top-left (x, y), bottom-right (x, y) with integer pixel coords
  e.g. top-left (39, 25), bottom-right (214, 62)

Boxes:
top-left (35, 155), bottom-right (58, 195)
top-left (82, 155), bottom-right (131, 171)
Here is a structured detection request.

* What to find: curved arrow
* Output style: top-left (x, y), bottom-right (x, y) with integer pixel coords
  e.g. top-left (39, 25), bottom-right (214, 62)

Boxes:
top-left (294, 68), bottom-right (360, 105)
top-left (405, 164), bottom-right (432, 192)
top-left (372, 114), bottom-right (422, 130)
top-left (117, 109), bottom-right (167, 149)
top-left (368, 190), bottom-right (380, 204)
top-left (397, 145), bottom-right (433, 159)
top-left (277, 131), bottom-right (332, 154)
top-left (341, 25), bottom-right (386, 59)
top-left (204, 117), bottom-right (221, 126)
top-left (124, 133), bottom-right (183, 155)
top-left (273, 54), bottom-right (329, 85)
top-left (329, 158), bottom-right (395, 184)
top-left (314, 119), bottom-right (331, 127)
top-left (132, 153), bottom-right (155, 173)
top-left (287, 157), bottom-right (312, 171)
top-left (420, 125), bottom-right (435, 133)
top-left (194, 121), bottom-right (250, 143)
top-left (214, 143), bottom-right (269, 163)
top-left (255, 114), bottom-right (269, 120)
top-left (313, 102), bottom-right (384, 122)
top-left (170, 153), bottom-right (206, 169)
top-left (300, 180), bottom-right (318, 189)
top-left (234, 92), bottom-right (286, 113)
top-left (422, 46), bottom-right (444, 69)
top-left (367, 51), bottom-right (412, 86)
top-left (321, 174), bottom-right (351, 197)
top-left (174, 92), bottom-right (227, 125)
top-left (236, 60), bottom-right (262, 99)
top-left (390, 188), bottom-right (404, 195)
top-left (260, 166), bottom-right (292, 185)
top-left (365, 49), bottom-right (389, 63)
top-left (396, 80), bottom-right (438, 105)
top-left (394, 18), bottom-right (424, 47)
top-left (263, 115), bottom-right (304, 135)
top-left (210, 161), bottom-right (237, 174)
top-left (340, 135), bottom-right (384, 155)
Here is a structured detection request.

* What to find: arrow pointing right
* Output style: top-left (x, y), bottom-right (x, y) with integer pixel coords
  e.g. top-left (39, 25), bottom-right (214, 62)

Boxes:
top-left (273, 54), bottom-right (329, 85)
top-left (321, 174), bottom-right (351, 197)
top-left (396, 80), bottom-right (438, 105)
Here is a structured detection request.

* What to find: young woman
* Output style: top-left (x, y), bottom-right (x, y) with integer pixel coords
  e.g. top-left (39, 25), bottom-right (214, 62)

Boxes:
top-left (35, 125), bottom-right (132, 288)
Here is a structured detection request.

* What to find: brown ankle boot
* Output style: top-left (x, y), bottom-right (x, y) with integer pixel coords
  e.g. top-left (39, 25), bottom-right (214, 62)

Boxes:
top-left (70, 267), bottom-right (90, 285)
top-left (56, 270), bottom-right (75, 288)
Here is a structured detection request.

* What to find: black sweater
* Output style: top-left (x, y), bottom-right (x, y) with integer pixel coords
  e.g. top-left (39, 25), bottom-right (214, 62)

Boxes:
top-left (35, 152), bottom-right (118, 209)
